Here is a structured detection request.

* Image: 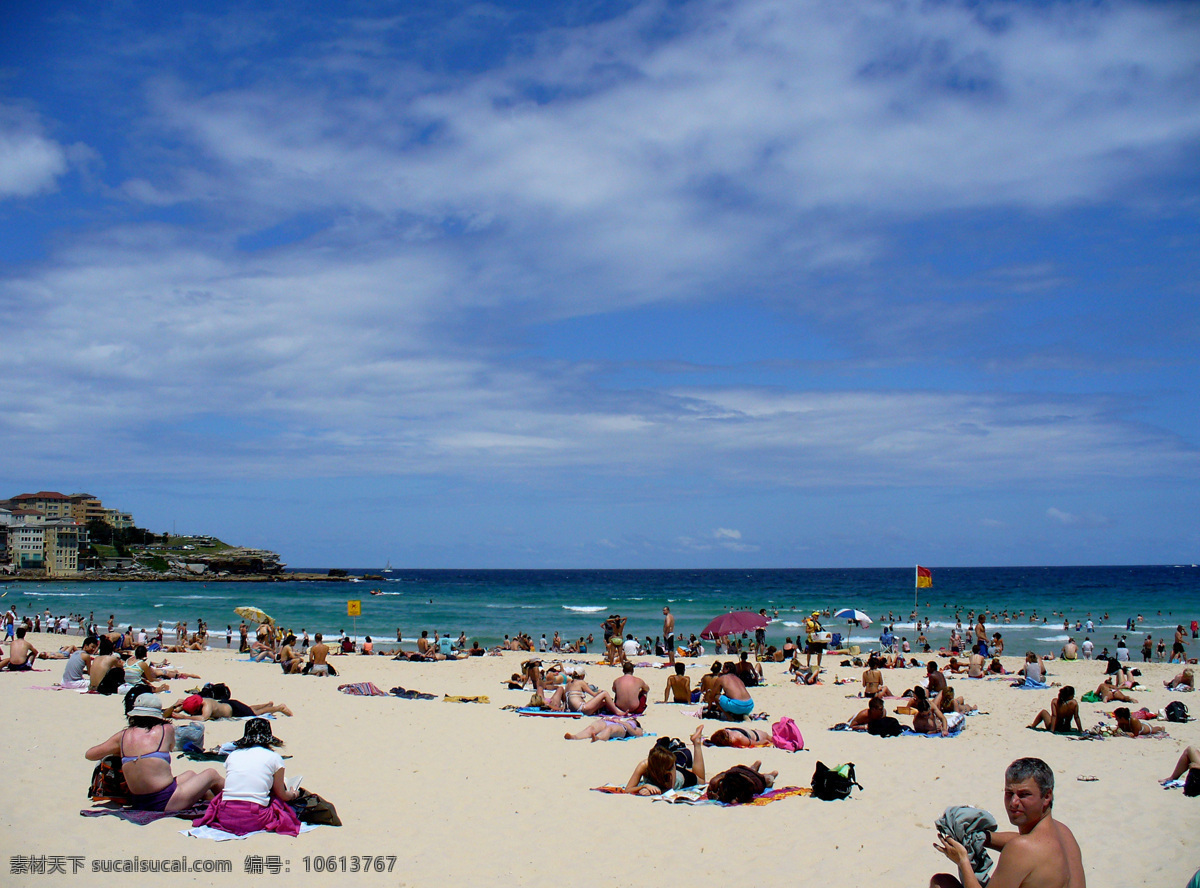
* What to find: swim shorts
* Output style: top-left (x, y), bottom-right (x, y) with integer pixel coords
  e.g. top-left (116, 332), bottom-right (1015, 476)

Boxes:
top-left (718, 694), bottom-right (754, 715)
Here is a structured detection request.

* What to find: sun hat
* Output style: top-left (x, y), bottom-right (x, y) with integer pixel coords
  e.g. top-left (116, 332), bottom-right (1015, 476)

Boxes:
top-left (233, 717), bottom-right (280, 749)
top-left (129, 693), bottom-right (164, 719)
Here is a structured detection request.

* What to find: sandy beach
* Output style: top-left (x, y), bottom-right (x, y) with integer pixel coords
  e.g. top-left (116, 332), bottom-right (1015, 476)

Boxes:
top-left (3, 632), bottom-right (1197, 886)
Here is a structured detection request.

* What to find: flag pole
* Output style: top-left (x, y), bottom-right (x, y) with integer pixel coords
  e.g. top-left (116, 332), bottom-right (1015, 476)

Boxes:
top-left (914, 565), bottom-right (918, 614)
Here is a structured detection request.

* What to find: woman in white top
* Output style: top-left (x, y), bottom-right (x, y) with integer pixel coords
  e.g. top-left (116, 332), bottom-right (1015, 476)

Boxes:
top-left (192, 718), bottom-right (302, 835)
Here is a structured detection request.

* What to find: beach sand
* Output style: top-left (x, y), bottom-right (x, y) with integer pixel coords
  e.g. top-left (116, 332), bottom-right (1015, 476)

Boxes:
top-left (3, 632), bottom-right (1197, 886)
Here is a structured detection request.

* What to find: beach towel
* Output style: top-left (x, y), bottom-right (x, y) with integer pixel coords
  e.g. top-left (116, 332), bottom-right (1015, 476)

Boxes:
top-left (182, 824), bottom-right (321, 841)
top-left (590, 784), bottom-right (809, 806)
top-left (1013, 678), bottom-right (1048, 690)
top-left (444, 694), bottom-right (489, 703)
top-left (936, 806), bottom-right (998, 884)
top-left (31, 685), bottom-right (89, 692)
top-left (338, 681), bottom-right (388, 696)
top-left (516, 707), bottom-right (582, 717)
top-left (1080, 691), bottom-right (1102, 703)
top-left (81, 803), bottom-right (208, 825)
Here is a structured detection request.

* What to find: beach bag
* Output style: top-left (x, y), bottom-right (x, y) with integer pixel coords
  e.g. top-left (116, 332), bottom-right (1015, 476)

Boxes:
top-left (290, 789), bottom-right (342, 826)
top-left (200, 682), bottom-right (231, 701)
top-left (811, 761), bottom-right (861, 801)
top-left (1166, 701), bottom-right (1189, 723)
top-left (1184, 769), bottom-right (1200, 798)
top-left (88, 755), bottom-right (131, 803)
top-left (771, 716), bottom-right (805, 751)
top-left (867, 716), bottom-right (903, 737)
top-left (175, 723), bottom-right (205, 752)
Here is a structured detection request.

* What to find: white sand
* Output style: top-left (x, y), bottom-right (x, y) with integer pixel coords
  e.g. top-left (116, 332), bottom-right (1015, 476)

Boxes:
top-left (2, 633), bottom-right (1197, 886)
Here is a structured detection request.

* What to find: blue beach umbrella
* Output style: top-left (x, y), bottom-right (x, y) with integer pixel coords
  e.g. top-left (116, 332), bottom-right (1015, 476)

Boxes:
top-left (833, 608), bottom-right (872, 628)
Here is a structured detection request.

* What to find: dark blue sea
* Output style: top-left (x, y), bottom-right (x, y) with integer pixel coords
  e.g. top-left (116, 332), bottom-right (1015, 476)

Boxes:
top-left (6, 565), bottom-right (1198, 656)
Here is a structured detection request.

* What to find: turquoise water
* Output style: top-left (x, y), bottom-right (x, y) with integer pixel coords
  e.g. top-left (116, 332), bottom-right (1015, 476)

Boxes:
top-left (6, 565), bottom-right (1198, 656)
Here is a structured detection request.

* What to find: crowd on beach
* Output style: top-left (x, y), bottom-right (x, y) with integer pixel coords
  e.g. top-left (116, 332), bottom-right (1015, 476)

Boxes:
top-left (4, 596), bottom-right (1200, 884)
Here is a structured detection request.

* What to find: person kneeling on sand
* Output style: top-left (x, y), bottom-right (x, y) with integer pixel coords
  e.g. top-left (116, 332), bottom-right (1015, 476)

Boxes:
top-left (86, 694), bottom-right (224, 812)
top-left (931, 756), bottom-right (1084, 888)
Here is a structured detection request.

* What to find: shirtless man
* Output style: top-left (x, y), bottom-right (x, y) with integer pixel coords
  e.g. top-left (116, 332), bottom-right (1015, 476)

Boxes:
top-left (926, 660), bottom-right (948, 695)
top-left (968, 644), bottom-right (986, 678)
top-left (974, 616), bottom-right (988, 656)
top-left (88, 636), bottom-right (123, 690)
top-left (0, 627), bottom-right (39, 670)
top-left (303, 633), bottom-right (338, 676)
top-left (699, 661), bottom-right (723, 705)
top-left (663, 606), bottom-right (676, 665)
top-left (612, 662), bottom-right (650, 714)
top-left (278, 634), bottom-right (303, 674)
top-left (663, 662), bottom-right (691, 703)
top-left (849, 696), bottom-right (888, 730)
top-left (862, 655), bottom-right (894, 698)
top-left (913, 697), bottom-right (949, 736)
top-left (933, 757), bottom-right (1083, 888)
top-left (714, 661), bottom-right (754, 719)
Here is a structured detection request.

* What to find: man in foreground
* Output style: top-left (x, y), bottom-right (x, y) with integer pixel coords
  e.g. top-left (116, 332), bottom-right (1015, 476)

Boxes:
top-left (931, 757), bottom-right (1084, 888)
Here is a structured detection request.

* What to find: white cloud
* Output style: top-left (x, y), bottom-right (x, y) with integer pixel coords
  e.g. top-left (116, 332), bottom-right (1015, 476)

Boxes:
top-left (1046, 507), bottom-right (1110, 527)
top-left (0, 107), bottom-right (70, 199)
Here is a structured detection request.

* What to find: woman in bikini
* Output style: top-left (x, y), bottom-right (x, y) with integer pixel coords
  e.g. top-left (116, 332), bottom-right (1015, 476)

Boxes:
top-left (1113, 706), bottom-right (1160, 737)
top-left (624, 727), bottom-right (707, 795)
top-left (1096, 681), bottom-right (1136, 703)
top-left (85, 693), bottom-right (223, 811)
top-left (546, 670), bottom-right (624, 716)
top-left (564, 716), bottom-right (644, 741)
top-left (708, 727), bottom-right (772, 748)
top-left (1028, 686), bottom-right (1081, 733)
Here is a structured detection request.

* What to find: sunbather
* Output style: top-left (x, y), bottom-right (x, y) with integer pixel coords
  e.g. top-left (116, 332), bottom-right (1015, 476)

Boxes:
top-left (546, 669), bottom-right (625, 715)
top-left (912, 697), bottom-right (949, 736)
top-left (1165, 668), bottom-right (1194, 691)
top-left (706, 761), bottom-right (778, 804)
top-left (1095, 681), bottom-right (1136, 703)
top-left (1113, 706), bottom-right (1159, 737)
top-left (708, 727), bottom-right (772, 747)
top-left (564, 716), bottom-right (644, 742)
top-left (166, 694), bottom-right (293, 721)
top-left (1028, 686), bottom-right (1081, 733)
top-left (1161, 746), bottom-right (1200, 784)
top-left (624, 727), bottom-right (706, 795)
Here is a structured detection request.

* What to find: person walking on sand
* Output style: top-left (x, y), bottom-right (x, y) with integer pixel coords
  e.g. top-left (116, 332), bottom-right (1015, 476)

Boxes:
top-left (932, 757), bottom-right (1084, 888)
top-left (663, 606), bottom-right (676, 665)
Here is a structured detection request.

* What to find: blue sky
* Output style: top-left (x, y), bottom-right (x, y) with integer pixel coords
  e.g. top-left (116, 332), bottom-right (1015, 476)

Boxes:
top-left (2, 0), bottom-right (1199, 568)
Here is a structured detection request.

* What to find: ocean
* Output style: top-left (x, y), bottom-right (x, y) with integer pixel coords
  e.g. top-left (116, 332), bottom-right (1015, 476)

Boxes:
top-left (5, 565), bottom-right (1198, 657)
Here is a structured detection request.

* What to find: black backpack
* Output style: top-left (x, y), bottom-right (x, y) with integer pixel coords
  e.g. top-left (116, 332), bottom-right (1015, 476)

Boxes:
top-left (867, 716), bottom-right (904, 737)
top-left (200, 682), bottom-right (231, 701)
top-left (811, 761), bottom-right (861, 801)
top-left (1165, 701), bottom-right (1189, 723)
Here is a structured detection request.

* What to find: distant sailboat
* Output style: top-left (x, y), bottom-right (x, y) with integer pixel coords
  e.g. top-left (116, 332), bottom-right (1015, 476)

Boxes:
top-left (383, 559), bottom-right (394, 573)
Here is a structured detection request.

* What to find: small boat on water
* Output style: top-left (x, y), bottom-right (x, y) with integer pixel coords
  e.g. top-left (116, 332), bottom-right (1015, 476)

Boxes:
top-left (383, 559), bottom-right (394, 573)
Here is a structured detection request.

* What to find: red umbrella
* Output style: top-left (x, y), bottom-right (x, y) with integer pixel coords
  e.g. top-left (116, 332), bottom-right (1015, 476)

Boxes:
top-left (699, 611), bottom-right (769, 640)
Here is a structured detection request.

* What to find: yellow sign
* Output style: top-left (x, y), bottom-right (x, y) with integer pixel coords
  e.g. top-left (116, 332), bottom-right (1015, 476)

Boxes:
top-left (347, 600), bottom-right (361, 617)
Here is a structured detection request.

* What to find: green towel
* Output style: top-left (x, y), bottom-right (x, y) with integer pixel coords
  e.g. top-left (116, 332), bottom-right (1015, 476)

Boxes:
top-left (1081, 691), bottom-right (1101, 703)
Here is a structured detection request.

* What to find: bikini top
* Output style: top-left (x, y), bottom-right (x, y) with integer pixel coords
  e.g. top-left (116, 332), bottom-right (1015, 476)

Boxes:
top-left (121, 725), bottom-right (172, 765)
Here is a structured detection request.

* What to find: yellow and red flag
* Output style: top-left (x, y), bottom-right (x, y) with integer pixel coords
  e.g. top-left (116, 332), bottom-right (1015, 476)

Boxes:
top-left (916, 565), bottom-right (932, 588)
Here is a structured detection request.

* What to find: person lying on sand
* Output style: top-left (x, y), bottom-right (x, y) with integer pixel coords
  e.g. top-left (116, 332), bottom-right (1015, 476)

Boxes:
top-left (708, 726), bottom-right (773, 747)
top-left (1028, 686), bottom-right (1081, 733)
top-left (1165, 668), bottom-right (1194, 691)
top-left (564, 716), bottom-right (643, 742)
top-left (1095, 681), bottom-right (1136, 703)
top-left (624, 728), bottom-right (706, 795)
top-left (165, 694), bottom-right (293, 721)
top-left (706, 761), bottom-right (778, 804)
top-left (1112, 706), bottom-right (1162, 737)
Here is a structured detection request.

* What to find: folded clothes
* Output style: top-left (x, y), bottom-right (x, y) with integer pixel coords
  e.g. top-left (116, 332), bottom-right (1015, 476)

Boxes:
top-left (390, 687), bottom-right (437, 700)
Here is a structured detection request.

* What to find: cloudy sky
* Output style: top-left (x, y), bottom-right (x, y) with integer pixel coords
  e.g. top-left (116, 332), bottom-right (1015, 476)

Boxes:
top-left (2, 0), bottom-right (1199, 568)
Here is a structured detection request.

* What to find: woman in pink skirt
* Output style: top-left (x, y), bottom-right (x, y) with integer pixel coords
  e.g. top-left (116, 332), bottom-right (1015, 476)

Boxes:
top-left (193, 718), bottom-right (301, 835)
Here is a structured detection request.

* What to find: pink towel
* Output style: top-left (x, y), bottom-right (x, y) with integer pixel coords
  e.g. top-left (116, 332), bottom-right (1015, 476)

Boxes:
top-left (192, 794), bottom-right (301, 836)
